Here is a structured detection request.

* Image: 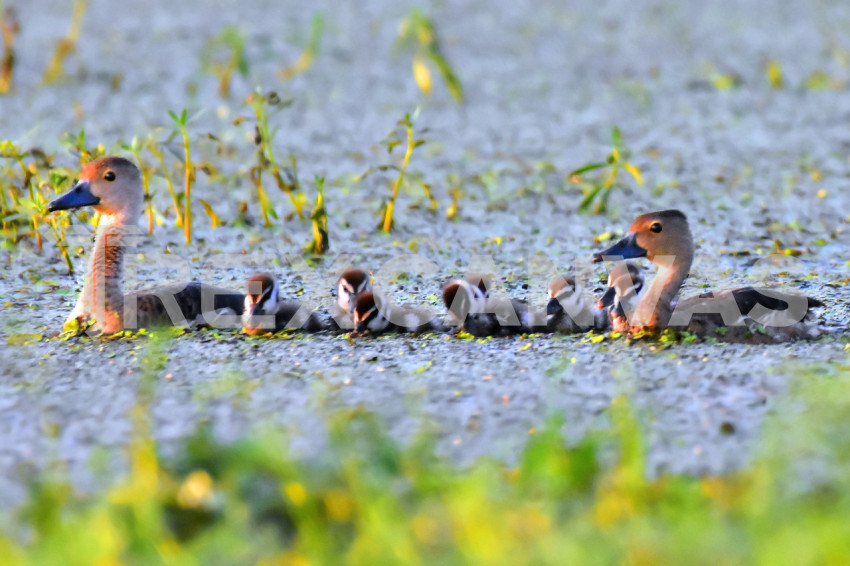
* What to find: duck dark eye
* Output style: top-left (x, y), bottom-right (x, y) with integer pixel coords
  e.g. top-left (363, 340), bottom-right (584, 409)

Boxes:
top-left (650, 222), bottom-right (662, 233)
top-left (103, 171), bottom-right (116, 182)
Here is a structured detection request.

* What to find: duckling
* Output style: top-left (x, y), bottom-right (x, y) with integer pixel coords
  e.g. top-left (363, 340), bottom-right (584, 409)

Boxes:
top-left (597, 263), bottom-right (645, 333)
top-left (593, 209), bottom-right (824, 340)
top-left (47, 156), bottom-right (243, 334)
top-left (337, 268), bottom-right (371, 315)
top-left (442, 278), bottom-right (494, 336)
top-left (242, 273), bottom-right (325, 335)
top-left (442, 275), bottom-right (535, 336)
top-left (546, 275), bottom-right (606, 332)
top-left (351, 291), bottom-right (442, 336)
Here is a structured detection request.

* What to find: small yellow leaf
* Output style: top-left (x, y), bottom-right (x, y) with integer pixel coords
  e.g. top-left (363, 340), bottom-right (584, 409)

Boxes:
top-left (198, 199), bottom-right (220, 229)
top-left (767, 59), bottom-right (783, 89)
top-left (413, 55), bottom-right (432, 95)
top-left (622, 162), bottom-right (644, 186)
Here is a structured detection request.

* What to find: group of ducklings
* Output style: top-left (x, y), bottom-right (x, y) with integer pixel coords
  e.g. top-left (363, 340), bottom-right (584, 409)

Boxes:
top-left (241, 264), bottom-right (644, 337)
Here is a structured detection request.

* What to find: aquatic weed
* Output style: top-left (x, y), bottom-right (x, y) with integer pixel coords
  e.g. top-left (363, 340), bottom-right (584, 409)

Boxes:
top-left (0, 7), bottom-right (19, 94)
top-left (570, 126), bottom-right (644, 215)
top-left (42, 0), bottom-right (87, 84)
top-left (396, 8), bottom-right (464, 102)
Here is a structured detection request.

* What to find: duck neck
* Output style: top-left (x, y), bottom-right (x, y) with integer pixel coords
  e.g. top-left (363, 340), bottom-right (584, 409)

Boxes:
top-left (633, 250), bottom-right (693, 331)
top-left (78, 213), bottom-right (131, 334)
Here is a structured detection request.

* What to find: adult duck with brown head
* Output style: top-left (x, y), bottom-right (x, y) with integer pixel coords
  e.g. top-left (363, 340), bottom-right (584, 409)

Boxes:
top-left (48, 156), bottom-right (244, 334)
top-left (593, 210), bottom-right (824, 340)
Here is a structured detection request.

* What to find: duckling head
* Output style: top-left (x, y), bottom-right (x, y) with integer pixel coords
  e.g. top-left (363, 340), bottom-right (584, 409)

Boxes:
top-left (593, 209), bottom-right (693, 264)
top-left (546, 275), bottom-right (577, 317)
top-left (352, 291), bottom-right (380, 335)
top-left (243, 273), bottom-right (279, 317)
top-left (337, 268), bottom-right (371, 315)
top-left (48, 156), bottom-right (143, 223)
top-left (443, 279), bottom-right (485, 323)
top-left (598, 263), bottom-right (644, 310)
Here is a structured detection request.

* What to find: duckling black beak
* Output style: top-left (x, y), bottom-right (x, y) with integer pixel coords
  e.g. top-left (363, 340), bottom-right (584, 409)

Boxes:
top-left (592, 232), bottom-right (646, 263)
top-left (597, 286), bottom-right (616, 309)
top-left (47, 180), bottom-right (100, 212)
top-left (546, 297), bottom-right (564, 316)
top-left (596, 285), bottom-right (617, 310)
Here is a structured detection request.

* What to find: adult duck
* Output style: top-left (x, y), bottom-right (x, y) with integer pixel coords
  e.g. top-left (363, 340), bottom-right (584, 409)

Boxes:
top-left (48, 156), bottom-right (244, 334)
top-left (592, 210), bottom-right (824, 340)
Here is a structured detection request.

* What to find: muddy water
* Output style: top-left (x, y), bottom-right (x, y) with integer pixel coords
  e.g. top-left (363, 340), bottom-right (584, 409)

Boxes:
top-left (0, 0), bottom-right (848, 506)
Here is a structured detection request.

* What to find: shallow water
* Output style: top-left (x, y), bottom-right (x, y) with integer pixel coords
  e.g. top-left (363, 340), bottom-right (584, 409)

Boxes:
top-left (0, 0), bottom-right (848, 507)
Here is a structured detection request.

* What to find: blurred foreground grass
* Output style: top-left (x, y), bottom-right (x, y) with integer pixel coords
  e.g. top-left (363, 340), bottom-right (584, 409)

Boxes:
top-left (1, 338), bottom-right (849, 565)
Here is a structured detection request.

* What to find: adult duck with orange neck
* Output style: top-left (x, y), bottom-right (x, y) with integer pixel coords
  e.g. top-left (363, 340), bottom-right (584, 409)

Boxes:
top-left (593, 210), bottom-right (824, 340)
top-left (48, 156), bottom-right (244, 335)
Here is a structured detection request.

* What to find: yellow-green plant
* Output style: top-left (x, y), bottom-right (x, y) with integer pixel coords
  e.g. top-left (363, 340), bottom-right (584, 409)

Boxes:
top-left (280, 14), bottom-right (324, 81)
top-left (147, 139), bottom-right (183, 227)
top-left (570, 126), bottom-right (644, 215)
top-left (200, 25), bottom-right (249, 98)
top-left (364, 111), bottom-right (435, 233)
top-left (304, 176), bottom-right (329, 255)
top-left (168, 109), bottom-right (194, 244)
top-left (246, 90), bottom-right (306, 224)
top-left (42, 0), bottom-right (87, 84)
top-left (0, 143), bottom-right (77, 272)
top-left (0, 6), bottom-right (19, 94)
top-left (396, 8), bottom-right (464, 103)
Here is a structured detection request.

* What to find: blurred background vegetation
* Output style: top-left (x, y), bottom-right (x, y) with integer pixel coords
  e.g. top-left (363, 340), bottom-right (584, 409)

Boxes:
top-left (2, 335), bottom-right (849, 564)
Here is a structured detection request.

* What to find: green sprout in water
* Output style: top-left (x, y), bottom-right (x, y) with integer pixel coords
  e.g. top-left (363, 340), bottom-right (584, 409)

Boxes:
top-left (42, 0), bottom-right (87, 84)
top-left (63, 129), bottom-right (105, 166)
top-left (246, 90), bottom-right (307, 224)
top-left (358, 111), bottom-right (436, 234)
top-left (396, 8), bottom-right (464, 103)
top-left (0, 143), bottom-right (77, 273)
top-left (168, 109), bottom-right (195, 244)
top-left (147, 139), bottom-right (183, 228)
top-left (200, 25), bottom-right (250, 98)
top-left (280, 14), bottom-right (324, 81)
top-left (570, 126), bottom-right (644, 215)
top-left (0, 7), bottom-right (20, 94)
top-left (305, 176), bottom-right (329, 255)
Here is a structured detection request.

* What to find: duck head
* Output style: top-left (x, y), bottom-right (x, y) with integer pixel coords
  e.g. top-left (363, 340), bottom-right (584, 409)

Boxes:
top-left (337, 268), bottom-right (371, 315)
top-left (593, 210), bottom-right (694, 264)
top-left (48, 156), bottom-right (143, 223)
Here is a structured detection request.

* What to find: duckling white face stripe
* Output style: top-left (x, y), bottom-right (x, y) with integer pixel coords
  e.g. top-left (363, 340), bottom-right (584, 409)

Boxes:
top-left (266, 281), bottom-right (280, 315)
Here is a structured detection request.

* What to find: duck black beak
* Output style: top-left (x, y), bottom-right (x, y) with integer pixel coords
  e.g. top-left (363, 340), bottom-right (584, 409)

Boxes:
top-left (592, 232), bottom-right (647, 263)
top-left (47, 180), bottom-right (100, 212)
top-left (597, 286), bottom-right (616, 309)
